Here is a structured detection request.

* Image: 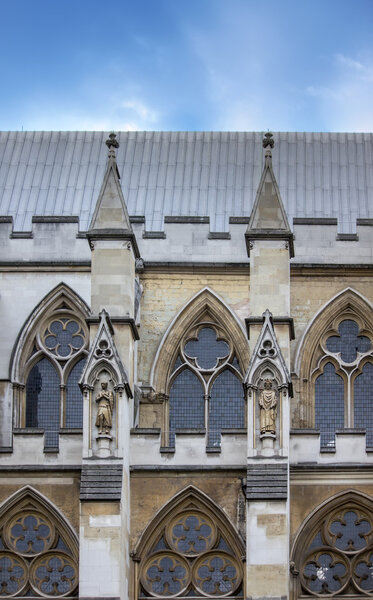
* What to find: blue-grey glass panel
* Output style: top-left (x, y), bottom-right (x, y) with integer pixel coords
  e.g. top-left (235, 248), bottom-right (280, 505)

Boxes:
top-left (26, 358), bottom-right (60, 448)
top-left (230, 356), bottom-right (241, 373)
top-left (308, 531), bottom-right (324, 550)
top-left (354, 362), bottom-right (373, 447)
top-left (195, 555), bottom-right (238, 595)
top-left (171, 515), bottom-right (213, 554)
top-left (146, 556), bottom-right (187, 595)
top-left (355, 551), bottom-right (373, 591)
top-left (152, 537), bottom-right (168, 552)
top-left (65, 358), bottom-right (85, 428)
top-left (0, 555), bottom-right (26, 595)
top-left (172, 355), bottom-right (183, 372)
top-left (169, 369), bottom-right (204, 446)
top-left (46, 319), bottom-right (84, 357)
top-left (330, 510), bottom-right (370, 551)
top-left (10, 515), bottom-right (51, 554)
top-left (315, 362), bottom-right (344, 449)
top-left (35, 555), bottom-right (75, 595)
top-left (303, 552), bottom-right (346, 593)
top-left (208, 370), bottom-right (244, 446)
top-left (326, 319), bottom-right (371, 363)
top-left (185, 327), bottom-right (229, 369)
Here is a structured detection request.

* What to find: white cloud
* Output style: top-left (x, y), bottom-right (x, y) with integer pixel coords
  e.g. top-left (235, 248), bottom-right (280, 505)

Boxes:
top-left (306, 53), bottom-right (373, 131)
top-left (121, 100), bottom-right (159, 124)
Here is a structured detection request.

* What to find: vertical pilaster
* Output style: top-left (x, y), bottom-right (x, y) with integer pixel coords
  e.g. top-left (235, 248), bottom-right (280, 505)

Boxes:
top-left (244, 133), bottom-right (294, 600)
top-left (79, 134), bottom-right (140, 600)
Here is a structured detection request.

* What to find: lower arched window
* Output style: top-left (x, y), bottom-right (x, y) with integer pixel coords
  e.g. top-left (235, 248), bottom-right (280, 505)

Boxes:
top-left (135, 489), bottom-right (244, 600)
top-left (291, 491), bottom-right (373, 599)
top-left (0, 489), bottom-right (78, 597)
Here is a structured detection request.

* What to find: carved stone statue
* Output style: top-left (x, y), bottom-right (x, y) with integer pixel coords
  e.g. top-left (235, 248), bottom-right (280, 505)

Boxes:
top-left (95, 381), bottom-right (114, 435)
top-left (259, 379), bottom-right (277, 435)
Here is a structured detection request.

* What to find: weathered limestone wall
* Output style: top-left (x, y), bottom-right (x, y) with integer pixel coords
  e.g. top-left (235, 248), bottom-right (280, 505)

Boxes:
top-left (0, 472), bottom-right (80, 532)
top-left (290, 473), bottom-right (373, 545)
top-left (137, 270), bottom-right (250, 386)
top-left (130, 472), bottom-right (245, 550)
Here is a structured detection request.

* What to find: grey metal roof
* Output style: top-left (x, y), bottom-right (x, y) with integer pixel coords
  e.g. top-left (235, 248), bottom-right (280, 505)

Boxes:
top-left (0, 131), bottom-right (372, 233)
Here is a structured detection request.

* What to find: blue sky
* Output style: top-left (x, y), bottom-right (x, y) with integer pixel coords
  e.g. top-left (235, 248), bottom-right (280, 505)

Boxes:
top-left (1, 0), bottom-right (373, 131)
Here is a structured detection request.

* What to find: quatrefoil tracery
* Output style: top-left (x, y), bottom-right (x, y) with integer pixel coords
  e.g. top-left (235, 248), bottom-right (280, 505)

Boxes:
top-left (0, 503), bottom-right (78, 598)
top-left (140, 509), bottom-right (242, 598)
top-left (323, 320), bottom-right (372, 366)
top-left (301, 506), bottom-right (373, 597)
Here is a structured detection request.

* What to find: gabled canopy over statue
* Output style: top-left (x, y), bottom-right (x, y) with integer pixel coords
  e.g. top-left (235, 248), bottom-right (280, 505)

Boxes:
top-left (259, 379), bottom-right (277, 436)
top-left (95, 381), bottom-right (114, 436)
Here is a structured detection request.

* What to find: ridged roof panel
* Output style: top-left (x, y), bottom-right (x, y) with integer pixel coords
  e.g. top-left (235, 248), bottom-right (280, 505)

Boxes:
top-left (0, 130), bottom-right (372, 232)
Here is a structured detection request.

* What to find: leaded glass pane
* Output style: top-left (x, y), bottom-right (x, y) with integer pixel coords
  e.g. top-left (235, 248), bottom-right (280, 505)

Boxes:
top-left (354, 362), bottom-right (373, 447)
top-left (169, 370), bottom-right (204, 446)
top-left (65, 358), bottom-right (85, 428)
top-left (208, 370), bottom-right (244, 447)
top-left (326, 320), bottom-right (371, 363)
top-left (315, 362), bottom-right (344, 449)
top-left (329, 510), bottom-right (370, 551)
top-left (26, 359), bottom-right (60, 448)
top-left (184, 328), bottom-right (229, 369)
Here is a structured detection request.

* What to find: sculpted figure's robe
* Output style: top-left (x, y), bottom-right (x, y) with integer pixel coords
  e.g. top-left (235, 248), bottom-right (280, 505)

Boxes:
top-left (259, 385), bottom-right (277, 435)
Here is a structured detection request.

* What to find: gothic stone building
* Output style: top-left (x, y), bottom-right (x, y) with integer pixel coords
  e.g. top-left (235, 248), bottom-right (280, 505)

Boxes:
top-left (0, 130), bottom-right (373, 600)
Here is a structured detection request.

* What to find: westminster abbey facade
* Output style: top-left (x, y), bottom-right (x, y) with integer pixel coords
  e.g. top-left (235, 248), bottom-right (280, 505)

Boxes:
top-left (0, 130), bottom-right (373, 600)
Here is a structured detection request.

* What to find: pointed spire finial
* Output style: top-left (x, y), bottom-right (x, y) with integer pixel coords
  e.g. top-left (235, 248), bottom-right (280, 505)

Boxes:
top-left (105, 132), bottom-right (119, 158)
top-left (263, 132), bottom-right (274, 159)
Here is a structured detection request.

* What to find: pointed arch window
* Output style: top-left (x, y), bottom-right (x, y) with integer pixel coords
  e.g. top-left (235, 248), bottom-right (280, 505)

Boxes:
top-left (167, 324), bottom-right (245, 449)
top-left (0, 488), bottom-right (78, 598)
top-left (313, 317), bottom-right (373, 450)
top-left (290, 492), bottom-right (373, 599)
top-left (135, 489), bottom-right (244, 600)
top-left (12, 288), bottom-right (89, 451)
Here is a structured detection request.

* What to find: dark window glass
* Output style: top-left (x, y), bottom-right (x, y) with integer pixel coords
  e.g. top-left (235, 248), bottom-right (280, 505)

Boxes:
top-left (354, 362), bottom-right (373, 447)
top-left (315, 362), bottom-right (344, 449)
top-left (326, 320), bottom-right (371, 363)
top-left (26, 359), bottom-right (60, 448)
top-left (169, 369), bottom-right (204, 446)
top-left (208, 370), bottom-right (244, 447)
top-left (184, 328), bottom-right (229, 369)
top-left (65, 358), bottom-right (86, 428)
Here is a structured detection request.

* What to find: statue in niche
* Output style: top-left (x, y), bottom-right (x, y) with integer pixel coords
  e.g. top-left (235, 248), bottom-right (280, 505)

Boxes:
top-left (95, 381), bottom-right (114, 436)
top-left (259, 378), bottom-right (277, 435)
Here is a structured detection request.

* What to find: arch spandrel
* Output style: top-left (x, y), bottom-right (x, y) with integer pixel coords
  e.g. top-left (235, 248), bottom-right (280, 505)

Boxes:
top-left (150, 288), bottom-right (250, 395)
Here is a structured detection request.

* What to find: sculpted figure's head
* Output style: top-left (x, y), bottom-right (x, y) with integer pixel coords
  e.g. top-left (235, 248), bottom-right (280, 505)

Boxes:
top-left (101, 381), bottom-right (108, 390)
top-left (264, 379), bottom-right (273, 390)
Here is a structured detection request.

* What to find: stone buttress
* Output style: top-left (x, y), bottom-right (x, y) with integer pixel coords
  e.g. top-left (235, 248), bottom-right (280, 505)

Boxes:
top-left (79, 134), bottom-right (140, 600)
top-left (244, 133), bottom-right (294, 600)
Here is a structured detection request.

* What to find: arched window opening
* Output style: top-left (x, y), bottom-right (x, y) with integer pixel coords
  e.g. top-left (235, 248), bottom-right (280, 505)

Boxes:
top-left (354, 362), bottom-right (373, 448)
top-left (26, 359), bottom-right (60, 449)
top-left (65, 358), bottom-right (86, 429)
top-left (167, 325), bottom-right (245, 449)
top-left (315, 363), bottom-right (344, 450)
top-left (209, 370), bottom-right (245, 447)
top-left (169, 370), bottom-right (204, 447)
top-left (311, 317), bottom-right (373, 451)
top-left (135, 489), bottom-right (244, 600)
top-left (15, 289), bottom-right (89, 451)
top-left (291, 492), bottom-right (373, 599)
top-left (0, 489), bottom-right (78, 598)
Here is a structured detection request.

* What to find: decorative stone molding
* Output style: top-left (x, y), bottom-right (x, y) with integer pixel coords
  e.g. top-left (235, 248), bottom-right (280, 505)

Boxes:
top-left (150, 287), bottom-right (249, 395)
